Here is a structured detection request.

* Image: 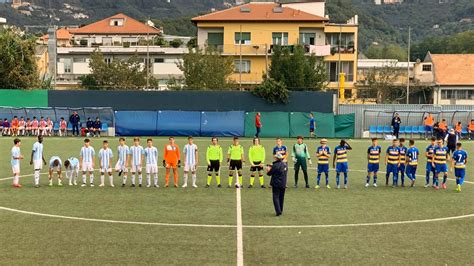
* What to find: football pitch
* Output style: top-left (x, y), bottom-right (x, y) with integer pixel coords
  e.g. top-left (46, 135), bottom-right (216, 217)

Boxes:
top-left (0, 137), bottom-right (473, 265)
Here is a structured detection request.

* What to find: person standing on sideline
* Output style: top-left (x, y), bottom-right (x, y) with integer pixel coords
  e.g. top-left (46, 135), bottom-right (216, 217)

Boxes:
top-left (423, 113), bottom-right (434, 139)
top-left (163, 137), bottom-right (181, 188)
top-left (31, 135), bottom-right (47, 188)
top-left (248, 137), bottom-right (266, 188)
top-left (69, 112), bottom-right (80, 137)
top-left (255, 112), bottom-right (262, 138)
top-left (182, 136), bottom-right (198, 188)
top-left (445, 128), bottom-right (458, 155)
top-left (455, 121), bottom-right (462, 140)
top-left (333, 139), bottom-right (352, 189)
top-left (291, 136), bottom-right (312, 188)
top-left (308, 113), bottom-right (316, 138)
top-left (391, 113), bottom-right (401, 139)
top-left (468, 119), bottom-right (474, 140)
top-left (438, 119), bottom-right (448, 139)
top-left (206, 137), bottom-right (223, 188)
top-left (267, 153), bottom-right (288, 217)
top-left (452, 143), bottom-right (467, 192)
top-left (11, 138), bottom-right (24, 188)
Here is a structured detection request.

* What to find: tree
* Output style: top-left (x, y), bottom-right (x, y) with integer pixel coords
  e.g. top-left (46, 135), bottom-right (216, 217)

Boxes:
top-left (366, 44), bottom-right (408, 61)
top-left (177, 47), bottom-right (234, 90)
top-left (252, 78), bottom-right (289, 104)
top-left (268, 45), bottom-right (327, 91)
top-left (364, 63), bottom-right (404, 103)
top-left (80, 51), bottom-right (148, 90)
top-left (0, 28), bottom-right (39, 89)
top-left (169, 38), bottom-right (184, 48)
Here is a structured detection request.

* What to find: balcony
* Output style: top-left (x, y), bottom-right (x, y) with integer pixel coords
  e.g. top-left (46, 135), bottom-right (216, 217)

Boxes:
top-left (209, 44), bottom-right (332, 56)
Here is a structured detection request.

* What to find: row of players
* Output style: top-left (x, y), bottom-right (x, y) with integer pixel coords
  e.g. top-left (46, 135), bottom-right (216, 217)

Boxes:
top-left (1, 116), bottom-right (103, 137)
top-left (9, 136), bottom-right (468, 192)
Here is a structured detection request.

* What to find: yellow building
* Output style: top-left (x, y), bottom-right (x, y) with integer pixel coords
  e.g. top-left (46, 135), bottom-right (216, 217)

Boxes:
top-left (192, 2), bottom-right (358, 97)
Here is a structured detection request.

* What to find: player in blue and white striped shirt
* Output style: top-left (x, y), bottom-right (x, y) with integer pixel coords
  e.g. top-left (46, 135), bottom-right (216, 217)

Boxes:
top-left (183, 136), bottom-right (199, 188)
top-left (80, 138), bottom-right (96, 187)
top-left (145, 139), bottom-right (159, 188)
top-left (99, 140), bottom-right (114, 187)
top-left (48, 156), bottom-right (63, 187)
top-left (64, 157), bottom-right (80, 186)
top-left (115, 138), bottom-right (131, 187)
top-left (129, 137), bottom-right (144, 187)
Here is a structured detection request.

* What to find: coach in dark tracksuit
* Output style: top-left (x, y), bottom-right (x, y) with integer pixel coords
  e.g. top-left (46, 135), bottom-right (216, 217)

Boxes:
top-left (267, 154), bottom-right (288, 216)
top-left (69, 112), bottom-right (80, 136)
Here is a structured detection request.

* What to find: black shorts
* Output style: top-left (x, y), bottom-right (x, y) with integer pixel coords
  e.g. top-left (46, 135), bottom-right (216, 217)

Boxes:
top-left (207, 160), bottom-right (220, 172)
top-left (250, 161), bottom-right (263, 172)
top-left (448, 145), bottom-right (456, 154)
top-left (229, 160), bottom-right (243, 170)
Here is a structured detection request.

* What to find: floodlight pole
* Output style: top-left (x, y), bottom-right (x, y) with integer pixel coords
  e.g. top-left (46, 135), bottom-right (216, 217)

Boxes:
top-left (406, 26), bottom-right (411, 104)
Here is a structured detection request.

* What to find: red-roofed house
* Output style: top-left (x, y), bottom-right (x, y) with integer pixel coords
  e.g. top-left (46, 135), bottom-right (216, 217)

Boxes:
top-left (414, 52), bottom-right (474, 104)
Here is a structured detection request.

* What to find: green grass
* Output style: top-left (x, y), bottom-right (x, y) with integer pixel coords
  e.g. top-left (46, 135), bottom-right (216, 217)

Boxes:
top-left (0, 137), bottom-right (473, 265)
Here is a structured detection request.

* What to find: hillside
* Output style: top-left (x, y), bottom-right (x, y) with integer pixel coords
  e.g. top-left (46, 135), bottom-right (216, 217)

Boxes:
top-left (0, 0), bottom-right (473, 51)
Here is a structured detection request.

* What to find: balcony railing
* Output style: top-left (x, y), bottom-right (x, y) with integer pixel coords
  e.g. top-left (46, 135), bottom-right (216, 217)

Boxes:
top-left (203, 44), bottom-right (333, 56)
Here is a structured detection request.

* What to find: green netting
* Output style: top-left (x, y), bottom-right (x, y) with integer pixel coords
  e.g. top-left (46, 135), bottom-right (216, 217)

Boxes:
top-left (289, 112), bottom-right (311, 137)
top-left (335, 113), bottom-right (355, 138)
top-left (314, 112), bottom-right (335, 138)
top-left (244, 112), bottom-right (290, 137)
top-left (0, 90), bottom-right (48, 107)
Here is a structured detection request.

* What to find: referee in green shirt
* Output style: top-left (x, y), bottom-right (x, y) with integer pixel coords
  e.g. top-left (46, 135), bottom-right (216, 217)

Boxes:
top-left (206, 137), bottom-right (223, 188)
top-left (291, 136), bottom-right (312, 188)
top-left (228, 137), bottom-right (245, 188)
top-left (248, 138), bottom-right (266, 188)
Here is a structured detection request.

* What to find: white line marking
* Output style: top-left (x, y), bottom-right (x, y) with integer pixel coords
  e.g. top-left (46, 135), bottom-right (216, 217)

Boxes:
top-left (244, 213), bottom-right (474, 228)
top-left (0, 205), bottom-right (472, 229)
top-left (236, 188), bottom-right (244, 266)
top-left (0, 206), bottom-right (235, 228)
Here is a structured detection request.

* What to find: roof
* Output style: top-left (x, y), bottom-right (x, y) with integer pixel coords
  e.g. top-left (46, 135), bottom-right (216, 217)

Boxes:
top-left (428, 54), bottom-right (474, 85)
top-left (72, 13), bottom-right (161, 35)
top-left (192, 2), bottom-right (328, 22)
top-left (40, 28), bottom-right (73, 41)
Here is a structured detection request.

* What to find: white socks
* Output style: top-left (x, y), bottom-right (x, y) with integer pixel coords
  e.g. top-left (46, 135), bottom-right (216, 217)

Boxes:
top-left (131, 174), bottom-right (136, 185)
top-left (154, 174), bottom-right (158, 186)
top-left (82, 174), bottom-right (86, 184)
top-left (138, 174), bottom-right (142, 185)
top-left (192, 174), bottom-right (197, 186)
top-left (109, 175), bottom-right (114, 186)
top-left (122, 175), bottom-right (128, 185)
top-left (183, 173), bottom-right (189, 186)
top-left (100, 175), bottom-right (105, 185)
top-left (13, 175), bottom-right (19, 185)
top-left (34, 170), bottom-right (40, 185)
top-left (147, 174), bottom-right (151, 186)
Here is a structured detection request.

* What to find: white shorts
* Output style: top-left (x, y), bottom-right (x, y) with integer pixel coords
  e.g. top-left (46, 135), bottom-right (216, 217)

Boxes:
top-left (131, 164), bottom-right (142, 173)
top-left (33, 160), bottom-right (43, 170)
top-left (184, 163), bottom-right (197, 172)
top-left (100, 167), bottom-right (112, 173)
top-left (82, 162), bottom-right (94, 172)
top-left (12, 165), bottom-right (20, 174)
top-left (146, 164), bottom-right (158, 174)
top-left (18, 126), bottom-right (25, 130)
top-left (114, 161), bottom-right (128, 172)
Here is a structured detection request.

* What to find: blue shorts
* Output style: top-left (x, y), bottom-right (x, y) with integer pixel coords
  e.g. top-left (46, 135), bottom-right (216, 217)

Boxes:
top-left (406, 165), bottom-right (417, 178)
top-left (398, 163), bottom-right (406, 172)
top-left (387, 164), bottom-right (398, 175)
top-left (426, 163), bottom-right (435, 173)
top-left (368, 163), bottom-right (379, 173)
top-left (425, 126), bottom-right (433, 132)
top-left (454, 168), bottom-right (465, 179)
top-left (318, 164), bottom-right (329, 173)
top-left (435, 164), bottom-right (448, 173)
top-left (336, 162), bottom-right (348, 173)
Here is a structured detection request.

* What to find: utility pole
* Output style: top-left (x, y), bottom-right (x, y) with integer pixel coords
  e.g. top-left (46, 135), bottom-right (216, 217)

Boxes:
top-left (239, 24), bottom-right (243, 91)
top-left (406, 26), bottom-right (411, 104)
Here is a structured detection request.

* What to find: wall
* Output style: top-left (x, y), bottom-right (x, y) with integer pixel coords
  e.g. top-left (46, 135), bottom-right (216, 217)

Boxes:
top-left (48, 90), bottom-right (336, 113)
top-left (0, 90), bottom-right (48, 107)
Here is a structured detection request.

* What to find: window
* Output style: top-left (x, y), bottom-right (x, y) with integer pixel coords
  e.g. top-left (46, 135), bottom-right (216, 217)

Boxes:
top-left (104, 57), bottom-right (112, 65)
top-left (110, 18), bottom-right (124, 27)
top-left (442, 89), bottom-right (474, 100)
top-left (326, 33), bottom-right (355, 53)
top-left (272, 32), bottom-right (288, 45)
top-left (326, 61), bottom-right (354, 82)
top-left (208, 32), bottom-right (224, 46)
top-left (234, 32), bottom-right (251, 45)
top-left (63, 58), bottom-right (72, 73)
top-left (234, 60), bottom-right (251, 73)
top-left (73, 58), bottom-right (87, 63)
top-left (154, 58), bottom-right (165, 63)
top-left (299, 32), bottom-right (316, 45)
top-left (422, 64), bottom-right (432, 72)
